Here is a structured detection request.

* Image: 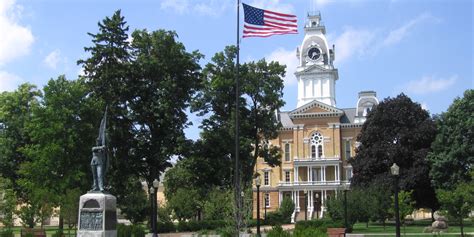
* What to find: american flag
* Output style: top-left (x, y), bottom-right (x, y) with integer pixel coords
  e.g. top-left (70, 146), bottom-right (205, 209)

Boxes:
top-left (242, 3), bottom-right (298, 38)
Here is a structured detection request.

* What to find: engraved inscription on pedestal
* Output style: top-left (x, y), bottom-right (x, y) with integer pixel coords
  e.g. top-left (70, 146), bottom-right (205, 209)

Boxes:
top-left (80, 211), bottom-right (103, 230)
top-left (78, 193), bottom-right (117, 237)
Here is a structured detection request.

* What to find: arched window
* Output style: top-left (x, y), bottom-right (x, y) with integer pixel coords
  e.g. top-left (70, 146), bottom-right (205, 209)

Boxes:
top-left (310, 132), bottom-right (324, 159)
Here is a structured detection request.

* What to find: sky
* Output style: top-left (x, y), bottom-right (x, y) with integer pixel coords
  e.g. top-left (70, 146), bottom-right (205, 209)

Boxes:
top-left (0, 0), bottom-right (472, 140)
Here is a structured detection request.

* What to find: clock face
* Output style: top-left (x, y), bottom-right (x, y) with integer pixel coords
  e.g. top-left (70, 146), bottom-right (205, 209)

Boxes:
top-left (307, 47), bottom-right (321, 61)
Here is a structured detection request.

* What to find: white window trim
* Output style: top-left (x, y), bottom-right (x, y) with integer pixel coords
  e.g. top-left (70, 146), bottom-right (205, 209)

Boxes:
top-left (284, 143), bottom-right (291, 162)
top-left (264, 171), bottom-right (270, 186)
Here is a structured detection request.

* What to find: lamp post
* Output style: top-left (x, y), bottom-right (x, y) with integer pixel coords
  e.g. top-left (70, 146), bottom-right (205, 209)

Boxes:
top-left (391, 163), bottom-right (400, 237)
top-left (343, 184), bottom-right (350, 231)
top-left (255, 176), bottom-right (261, 237)
top-left (304, 189), bottom-right (308, 221)
top-left (152, 179), bottom-right (159, 237)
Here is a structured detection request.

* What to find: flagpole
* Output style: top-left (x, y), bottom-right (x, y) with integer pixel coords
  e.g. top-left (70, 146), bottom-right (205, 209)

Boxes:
top-left (234, 0), bottom-right (241, 235)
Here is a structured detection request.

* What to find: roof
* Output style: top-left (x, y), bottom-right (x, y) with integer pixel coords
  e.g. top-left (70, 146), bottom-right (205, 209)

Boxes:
top-left (341, 108), bottom-right (356, 124)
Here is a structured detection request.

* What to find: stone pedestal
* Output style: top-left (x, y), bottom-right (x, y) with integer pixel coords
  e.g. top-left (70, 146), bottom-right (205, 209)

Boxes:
top-left (77, 192), bottom-right (117, 237)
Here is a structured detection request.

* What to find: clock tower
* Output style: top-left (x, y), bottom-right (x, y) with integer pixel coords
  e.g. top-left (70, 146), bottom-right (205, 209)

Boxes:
top-left (296, 13), bottom-right (338, 107)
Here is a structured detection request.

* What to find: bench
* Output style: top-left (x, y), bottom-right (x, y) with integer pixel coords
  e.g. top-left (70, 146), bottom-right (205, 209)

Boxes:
top-left (327, 228), bottom-right (346, 237)
top-left (20, 228), bottom-right (47, 237)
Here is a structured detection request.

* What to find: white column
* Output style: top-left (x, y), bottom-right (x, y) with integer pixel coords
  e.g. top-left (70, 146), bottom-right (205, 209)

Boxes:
top-left (279, 191), bottom-right (283, 205)
top-left (309, 190), bottom-right (313, 208)
top-left (320, 166), bottom-right (324, 182)
top-left (307, 166), bottom-right (310, 183)
top-left (334, 165), bottom-right (337, 182)
top-left (323, 166), bottom-right (326, 182)
top-left (309, 166), bottom-right (313, 183)
top-left (336, 165), bottom-right (340, 181)
top-left (296, 191), bottom-right (300, 209)
top-left (294, 166), bottom-right (298, 183)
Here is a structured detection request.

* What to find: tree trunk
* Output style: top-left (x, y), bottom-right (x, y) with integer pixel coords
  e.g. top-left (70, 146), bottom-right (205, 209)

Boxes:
top-left (383, 220), bottom-right (386, 230)
top-left (460, 217), bottom-right (464, 237)
top-left (431, 209), bottom-right (435, 222)
top-left (59, 213), bottom-right (64, 231)
top-left (366, 222), bottom-right (369, 228)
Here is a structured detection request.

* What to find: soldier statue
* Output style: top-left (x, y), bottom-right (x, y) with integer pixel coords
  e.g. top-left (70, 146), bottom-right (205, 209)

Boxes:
top-left (90, 107), bottom-right (108, 192)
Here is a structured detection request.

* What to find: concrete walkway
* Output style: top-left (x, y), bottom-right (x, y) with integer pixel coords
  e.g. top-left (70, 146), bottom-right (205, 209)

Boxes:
top-left (147, 224), bottom-right (295, 237)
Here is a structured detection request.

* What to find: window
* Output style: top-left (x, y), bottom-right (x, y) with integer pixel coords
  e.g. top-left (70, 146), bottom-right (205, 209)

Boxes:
top-left (264, 193), bottom-right (270, 207)
top-left (345, 140), bottom-right (351, 159)
top-left (285, 171), bottom-right (291, 182)
top-left (346, 168), bottom-right (353, 181)
top-left (284, 143), bottom-right (290, 161)
top-left (312, 168), bottom-right (321, 181)
top-left (264, 171), bottom-right (270, 186)
top-left (310, 132), bottom-right (324, 158)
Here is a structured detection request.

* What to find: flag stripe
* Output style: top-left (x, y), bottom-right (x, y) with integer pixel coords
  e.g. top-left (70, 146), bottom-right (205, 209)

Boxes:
top-left (242, 3), bottom-right (298, 38)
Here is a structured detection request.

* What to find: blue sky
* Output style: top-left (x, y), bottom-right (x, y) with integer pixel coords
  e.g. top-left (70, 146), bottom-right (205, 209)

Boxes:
top-left (0, 0), bottom-right (472, 140)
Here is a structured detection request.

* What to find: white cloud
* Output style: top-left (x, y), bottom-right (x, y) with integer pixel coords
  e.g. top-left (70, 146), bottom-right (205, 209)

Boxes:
top-left (0, 0), bottom-right (34, 65)
top-left (265, 47), bottom-right (298, 86)
top-left (0, 71), bottom-right (23, 92)
top-left (311, 0), bottom-right (334, 9)
top-left (404, 75), bottom-right (457, 95)
top-left (382, 13), bottom-right (438, 46)
top-left (332, 28), bottom-right (376, 64)
top-left (43, 49), bottom-right (62, 69)
top-left (330, 13), bottom-right (439, 63)
top-left (161, 0), bottom-right (190, 14)
top-left (161, 0), bottom-right (232, 17)
top-left (249, 0), bottom-right (295, 14)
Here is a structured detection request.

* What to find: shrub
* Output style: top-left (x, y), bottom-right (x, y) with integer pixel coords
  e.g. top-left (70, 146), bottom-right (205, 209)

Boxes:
top-left (131, 225), bottom-right (146, 237)
top-left (295, 218), bottom-right (344, 232)
top-left (51, 230), bottom-right (63, 237)
top-left (157, 221), bottom-right (175, 233)
top-left (0, 230), bottom-right (14, 237)
top-left (267, 225), bottom-right (291, 237)
top-left (117, 223), bottom-right (146, 237)
top-left (293, 227), bottom-right (327, 237)
top-left (176, 221), bottom-right (189, 232)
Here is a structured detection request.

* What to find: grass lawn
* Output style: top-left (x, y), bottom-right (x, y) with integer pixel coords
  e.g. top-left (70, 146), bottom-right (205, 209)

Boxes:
top-left (352, 219), bottom-right (474, 235)
top-left (0, 226), bottom-right (77, 237)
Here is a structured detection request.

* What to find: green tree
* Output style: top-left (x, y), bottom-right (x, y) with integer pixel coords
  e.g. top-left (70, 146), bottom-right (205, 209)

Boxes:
top-left (0, 84), bottom-right (41, 198)
top-left (278, 197), bottom-right (295, 223)
top-left (0, 176), bottom-right (16, 228)
top-left (167, 188), bottom-right (202, 221)
top-left (428, 89), bottom-right (473, 189)
top-left (367, 183), bottom-right (391, 229)
top-left (202, 188), bottom-right (233, 221)
top-left (194, 46), bottom-right (285, 184)
top-left (18, 76), bottom-right (100, 230)
top-left (389, 190), bottom-right (415, 234)
top-left (350, 94), bottom-right (438, 212)
top-left (116, 177), bottom-right (148, 224)
top-left (436, 174), bottom-right (474, 237)
top-left (80, 11), bottom-right (202, 220)
top-left (193, 46), bottom-right (285, 231)
top-left (326, 188), bottom-right (372, 229)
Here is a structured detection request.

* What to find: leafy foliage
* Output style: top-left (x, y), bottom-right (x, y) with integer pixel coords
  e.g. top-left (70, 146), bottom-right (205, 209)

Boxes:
top-left (193, 45), bottom-right (286, 185)
top-left (428, 89), bottom-right (474, 189)
top-left (350, 94), bottom-right (438, 210)
top-left (0, 176), bottom-right (16, 228)
top-left (436, 174), bottom-right (474, 237)
top-left (389, 190), bottom-right (415, 224)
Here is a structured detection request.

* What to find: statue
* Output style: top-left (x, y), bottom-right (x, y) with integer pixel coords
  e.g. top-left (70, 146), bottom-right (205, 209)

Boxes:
top-left (91, 107), bottom-right (108, 192)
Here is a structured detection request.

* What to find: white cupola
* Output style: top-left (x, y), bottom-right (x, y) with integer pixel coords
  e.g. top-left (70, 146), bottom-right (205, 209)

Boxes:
top-left (295, 12), bottom-right (338, 108)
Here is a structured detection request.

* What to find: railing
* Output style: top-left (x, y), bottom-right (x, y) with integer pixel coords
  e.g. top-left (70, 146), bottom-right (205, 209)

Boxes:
top-left (294, 156), bottom-right (340, 161)
top-left (278, 180), bottom-right (343, 187)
